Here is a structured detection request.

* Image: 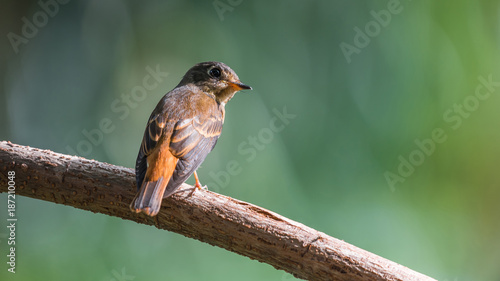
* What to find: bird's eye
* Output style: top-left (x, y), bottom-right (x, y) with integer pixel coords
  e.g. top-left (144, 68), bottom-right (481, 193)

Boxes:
top-left (209, 68), bottom-right (221, 78)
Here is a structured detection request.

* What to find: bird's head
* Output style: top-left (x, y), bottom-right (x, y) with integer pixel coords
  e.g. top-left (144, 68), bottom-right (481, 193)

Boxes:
top-left (178, 61), bottom-right (252, 105)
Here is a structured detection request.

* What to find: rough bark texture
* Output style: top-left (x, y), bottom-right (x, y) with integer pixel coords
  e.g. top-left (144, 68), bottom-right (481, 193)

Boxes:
top-left (0, 141), bottom-right (436, 281)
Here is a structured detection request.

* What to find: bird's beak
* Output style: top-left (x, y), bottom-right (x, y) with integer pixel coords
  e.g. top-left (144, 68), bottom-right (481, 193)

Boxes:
top-left (228, 81), bottom-right (252, 91)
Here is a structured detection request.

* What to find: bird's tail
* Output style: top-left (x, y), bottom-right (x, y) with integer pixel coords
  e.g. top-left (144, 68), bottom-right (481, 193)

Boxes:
top-left (130, 177), bottom-right (167, 216)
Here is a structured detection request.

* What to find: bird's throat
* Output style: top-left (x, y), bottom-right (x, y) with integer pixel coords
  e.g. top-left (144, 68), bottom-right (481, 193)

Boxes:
top-left (214, 87), bottom-right (237, 105)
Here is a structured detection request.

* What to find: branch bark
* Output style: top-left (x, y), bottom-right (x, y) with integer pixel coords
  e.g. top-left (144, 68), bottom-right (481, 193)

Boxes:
top-left (0, 141), bottom-right (435, 281)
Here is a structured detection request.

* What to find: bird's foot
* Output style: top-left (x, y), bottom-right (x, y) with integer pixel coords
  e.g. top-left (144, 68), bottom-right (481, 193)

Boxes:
top-left (196, 184), bottom-right (208, 191)
top-left (188, 183), bottom-right (208, 196)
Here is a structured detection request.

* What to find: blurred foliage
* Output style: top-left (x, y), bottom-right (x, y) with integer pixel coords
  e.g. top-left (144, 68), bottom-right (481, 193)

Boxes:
top-left (1, 0), bottom-right (500, 280)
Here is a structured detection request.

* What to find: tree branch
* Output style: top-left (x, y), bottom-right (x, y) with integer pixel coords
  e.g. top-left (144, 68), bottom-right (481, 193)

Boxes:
top-left (0, 141), bottom-right (435, 281)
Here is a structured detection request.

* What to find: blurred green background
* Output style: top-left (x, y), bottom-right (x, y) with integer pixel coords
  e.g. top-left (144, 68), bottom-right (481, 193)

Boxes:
top-left (1, 0), bottom-right (499, 280)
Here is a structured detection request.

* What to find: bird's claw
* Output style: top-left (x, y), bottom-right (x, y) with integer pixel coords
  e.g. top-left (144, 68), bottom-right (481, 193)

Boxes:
top-left (189, 184), bottom-right (208, 196)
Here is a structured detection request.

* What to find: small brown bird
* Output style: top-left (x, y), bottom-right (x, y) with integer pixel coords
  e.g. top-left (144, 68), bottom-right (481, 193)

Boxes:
top-left (130, 61), bottom-right (251, 216)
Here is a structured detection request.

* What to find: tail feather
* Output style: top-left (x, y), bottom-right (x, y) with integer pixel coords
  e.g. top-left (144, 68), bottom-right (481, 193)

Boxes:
top-left (130, 177), bottom-right (167, 216)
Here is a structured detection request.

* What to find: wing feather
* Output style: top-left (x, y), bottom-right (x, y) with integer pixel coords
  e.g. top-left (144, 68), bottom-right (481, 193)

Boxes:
top-left (162, 112), bottom-right (223, 197)
top-left (135, 114), bottom-right (170, 189)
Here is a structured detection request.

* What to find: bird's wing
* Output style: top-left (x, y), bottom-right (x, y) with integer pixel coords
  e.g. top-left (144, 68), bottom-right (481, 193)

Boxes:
top-left (135, 113), bottom-right (170, 189)
top-left (132, 112), bottom-right (180, 216)
top-left (163, 112), bottom-right (223, 197)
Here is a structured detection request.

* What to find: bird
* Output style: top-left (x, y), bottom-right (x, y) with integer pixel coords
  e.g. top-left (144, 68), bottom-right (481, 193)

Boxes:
top-left (130, 61), bottom-right (251, 216)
